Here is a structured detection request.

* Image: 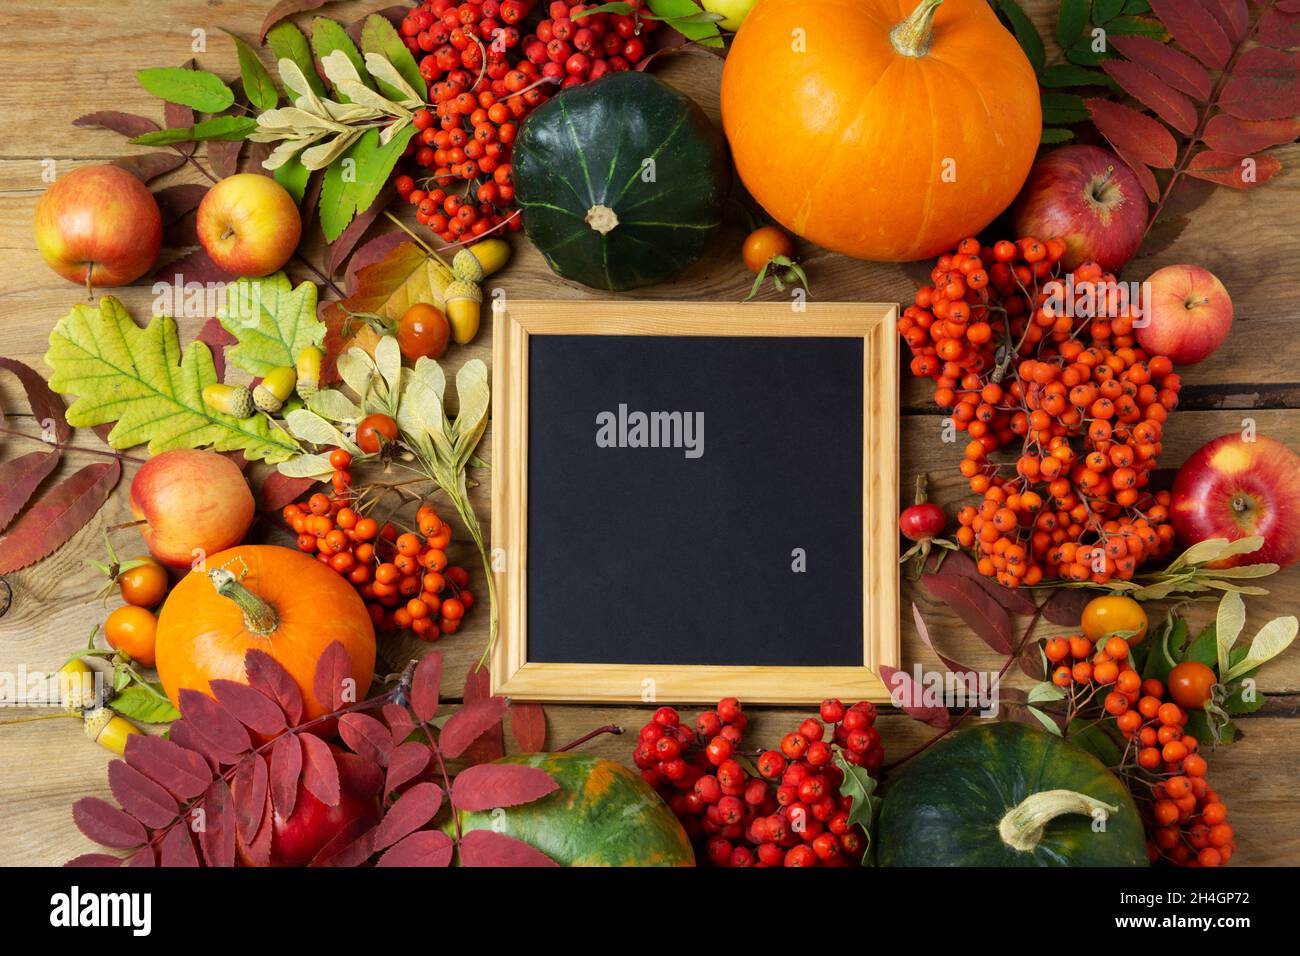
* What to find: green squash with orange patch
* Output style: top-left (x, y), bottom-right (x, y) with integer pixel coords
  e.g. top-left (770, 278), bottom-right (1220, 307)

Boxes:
top-left (455, 752), bottom-right (694, 866)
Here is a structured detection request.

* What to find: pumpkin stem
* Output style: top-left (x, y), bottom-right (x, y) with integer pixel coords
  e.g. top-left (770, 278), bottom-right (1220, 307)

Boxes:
top-left (585, 203), bottom-right (620, 235)
top-left (209, 567), bottom-right (279, 637)
top-left (998, 789), bottom-right (1118, 853)
top-left (891, 0), bottom-right (944, 58)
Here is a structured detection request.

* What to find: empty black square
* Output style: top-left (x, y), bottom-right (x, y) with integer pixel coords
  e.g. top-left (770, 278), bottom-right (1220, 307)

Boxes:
top-left (526, 334), bottom-right (864, 667)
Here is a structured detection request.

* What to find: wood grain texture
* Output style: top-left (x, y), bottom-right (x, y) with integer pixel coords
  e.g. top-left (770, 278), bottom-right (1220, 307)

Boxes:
top-left (0, 0), bottom-right (1297, 865)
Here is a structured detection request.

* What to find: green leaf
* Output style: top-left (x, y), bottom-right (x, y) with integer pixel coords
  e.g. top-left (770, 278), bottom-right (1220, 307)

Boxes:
top-left (1106, 15), bottom-right (1167, 39)
top-left (1182, 624), bottom-right (1218, 670)
top-left (317, 124), bottom-right (417, 241)
top-left (1039, 63), bottom-right (1114, 88)
top-left (274, 156), bottom-right (311, 203)
top-left (111, 684), bottom-right (180, 724)
top-left (1222, 681), bottom-right (1264, 715)
top-left (1057, 0), bottom-right (1091, 47)
top-left (1142, 616), bottom-right (1185, 684)
top-left (1041, 91), bottom-right (1090, 124)
top-left (136, 67), bottom-right (234, 112)
top-left (1122, 0), bottom-right (1150, 12)
top-left (1040, 127), bottom-right (1075, 144)
top-left (1067, 718), bottom-right (1125, 767)
top-left (224, 30), bottom-right (279, 113)
top-left (1092, 0), bottom-right (1126, 24)
top-left (994, 0), bottom-right (1046, 72)
top-left (266, 21), bottom-right (326, 97)
top-left (1184, 708), bottom-right (1236, 746)
top-left (646, 0), bottom-right (724, 49)
top-left (359, 14), bottom-right (424, 99)
top-left (44, 297), bottom-right (300, 463)
top-left (129, 115), bottom-right (258, 146)
top-left (573, 1), bottom-right (634, 16)
top-left (1027, 681), bottom-right (1066, 703)
top-left (1066, 35), bottom-right (1110, 66)
top-left (834, 751), bottom-right (882, 866)
top-left (311, 17), bottom-right (373, 100)
top-left (216, 273), bottom-right (326, 377)
top-left (1027, 706), bottom-right (1063, 736)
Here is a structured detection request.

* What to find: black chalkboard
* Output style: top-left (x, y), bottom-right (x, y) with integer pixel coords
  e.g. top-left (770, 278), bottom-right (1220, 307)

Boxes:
top-left (526, 335), bottom-right (864, 667)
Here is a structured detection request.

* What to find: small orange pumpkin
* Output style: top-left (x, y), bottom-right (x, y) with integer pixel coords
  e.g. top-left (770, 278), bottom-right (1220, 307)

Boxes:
top-left (155, 545), bottom-right (376, 721)
top-left (721, 0), bottom-right (1041, 262)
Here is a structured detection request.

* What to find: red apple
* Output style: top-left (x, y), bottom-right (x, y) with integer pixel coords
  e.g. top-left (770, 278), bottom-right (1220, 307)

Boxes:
top-left (235, 767), bottom-right (380, 867)
top-left (129, 449), bottom-right (254, 568)
top-left (1010, 145), bottom-right (1148, 274)
top-left (1171, 434), bottom-right (1300, 568)
top-left (196, 173), bottom-right (302, 278)
top-left (1135, 264), bottom-right (1232, 365)
top-left (33, 164), bottom-right (162, 290)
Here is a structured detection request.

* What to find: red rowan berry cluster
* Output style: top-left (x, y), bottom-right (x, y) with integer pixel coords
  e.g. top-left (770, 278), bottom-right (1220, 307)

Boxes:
top-left (396, 0), bottom-right (658, 243)
top-left (899, 236), bottom-right (1182, 588)
top-left (633, 698), bottom-right (883, 867)
top-left (279, 448), bottom-right (475, 640)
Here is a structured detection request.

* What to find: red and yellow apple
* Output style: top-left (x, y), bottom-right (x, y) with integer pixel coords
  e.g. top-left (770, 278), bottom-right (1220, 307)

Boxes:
top-left (34, 164), bottom-right (162, 289)
top-left (1010, 145), bottom-right (1148, 273)
top-left (129, 449), bottom-right (254, 569)
top-left (237, 778), bottom-right (379, 867)
top-left (1171, 434), bottom-right (1300, 569)
top-left (196, 173), bottom-right (302, 278)
top-left (1135, 264), bottom-right (1233, 366)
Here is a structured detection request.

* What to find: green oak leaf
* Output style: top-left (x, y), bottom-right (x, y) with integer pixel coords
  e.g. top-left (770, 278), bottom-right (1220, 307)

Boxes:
top-left (834, 750), bottom-right (883, 866)
top-left (216, 272), bottom-right (325, 377)
top-left (44, 297), bottom-right (300, 462)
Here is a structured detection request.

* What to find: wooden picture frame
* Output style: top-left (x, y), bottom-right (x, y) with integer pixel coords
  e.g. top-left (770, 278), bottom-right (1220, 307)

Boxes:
top-left (490, 300), bottom-right (900, 704)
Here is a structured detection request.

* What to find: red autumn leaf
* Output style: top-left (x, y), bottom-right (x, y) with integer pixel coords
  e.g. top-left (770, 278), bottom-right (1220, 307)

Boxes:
top-left (196, 317), bottom-right (239, 384)
top-left (242, 791), bottom-right (275, 867)
top-left (1203, 115), bottom-right (1300, 154)
top-left (125, 733), bottom-right (212, 800)
top-left (197, 778), bottom-right (237, 867)
top-left (108, 759), bottom-right (179, 829)
top-left (112, 152), bottom-right (187, 184)
top-left (928, 550), bottom-right (1037, 616)
top-left (1185, 150), bottom-right (1282, 188)
top-left (458, 829), bottom-right (558, 867)
top-left (178, 688), bottom-right (252, 757)
top-left (337, 751), bottom-right (385, 799)
top-left (1101, 59), bottom-right (1198, 135)
top-left (911, 603), bottom-right (980, 694)
top-left (921, 573), bottom-right (1013, 655)
top-left (1086, 98), bottom-right (1179, 170)
top-left (65, 853), bottom-right (123, 867)
top-left (1280, 0), bottom-right (1300, 13)
top-left (232, 754), bottom-right (269, 844)
top-left (459, 667), bottom-right (505, 765)
top-left (451, 764), bottom-right (559, 812)
top-left (411, 652), bottom-right (442, 723)
top-left (208, 139), bottom-right (243, 179)
top-left (383, 702), bottom-right (415, 746)
top-left (1149, 0), bottom-right (1231, 69)
top-left (0, 459), bottom-right (120, 574)
top-left (1206, 0), bottom-right (1250, 43)
top-left (258, 471), bottom-right (317, 512)
top-left (385, 742), bottom-right (431, 799)
top-left (1112, 145), bottom-right (1162, 203)
top-left (339, 712), bottom-right (393, 766)
top-left (153, 183), bottom-right (208, 226)
top-left (151, 248), bottom-right (235, 286)
top-left (72, 111), bottom-right (160, 138)
top-left (301, 732), bottom-right (341, 807)
top-left (158, 823), bottom-right (200, 866)
top-left (270, 730), bottom-right (303, 819)
top-left (510, 703), bottom-right (547, 753)
top-left (373, 782), bottom-right (444, 850)
top-left (244, 649), bottom-right (304, 727)
top-left (0, 357), bottom-right (71, 442)
top-left (1258, 6), bottom-right (1300, 49)
top-left (1109, 35), bottom-right (1212, 100)
top-left (73, 797), bottom-right (147, 849)
top-left (327, 185), bottom-right (396, 275)
top-left (299, 168), bottom-right (324, 233)
top-left (125, 846), bottom-right (156, 866)
top-left (1220, 47), bottom-right (1300, 121)
top-left (260, 0), bottom-right (332, 40)
top-left (441, 697), bottom-right (509, 760)
top-left (311, 819), bottom-right (378, 867)
top-left (1039, 587), bottom-right (1094, 627)
top-left (878, 665), bottom-right (951, 729)
top-left (170, 717), bottom-right (242, 768)
top-left (312, 640), bottom-right (353, 713)
top-left (209, 679), bottom-right (287, 737)
top-left (345, 232), bottom-right (409, 295)
top-left (376, 829), bottom-right (455, 867)
top-left (0, 451), bottom-right (60, 535)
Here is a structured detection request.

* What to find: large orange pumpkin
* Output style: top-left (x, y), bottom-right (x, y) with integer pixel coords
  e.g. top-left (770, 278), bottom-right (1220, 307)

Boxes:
top-left (155, 545), bottom-right (376, 721)
top-left (721, 0), bottom-right (1041, 262)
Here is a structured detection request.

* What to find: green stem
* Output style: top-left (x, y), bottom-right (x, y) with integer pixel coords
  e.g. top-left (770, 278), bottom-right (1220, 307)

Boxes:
top-left (208, 567), bottom-right (278, 636)
top-left (890, 0), bottom-right (943, 58)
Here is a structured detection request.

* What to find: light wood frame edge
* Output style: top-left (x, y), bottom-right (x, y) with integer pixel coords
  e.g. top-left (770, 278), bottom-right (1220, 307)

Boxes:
top-left (491, 300), bottom-right (900, 705)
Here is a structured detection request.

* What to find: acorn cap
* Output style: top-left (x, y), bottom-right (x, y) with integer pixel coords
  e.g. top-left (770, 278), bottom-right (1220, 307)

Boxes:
top-left (452, 248), bottom-right (485, 284)
top-left (444, 279), bottom-right (482, 304)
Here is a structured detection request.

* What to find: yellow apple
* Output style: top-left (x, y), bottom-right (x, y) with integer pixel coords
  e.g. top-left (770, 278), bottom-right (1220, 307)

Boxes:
top-left (196, 173), bottom-right (302, 278)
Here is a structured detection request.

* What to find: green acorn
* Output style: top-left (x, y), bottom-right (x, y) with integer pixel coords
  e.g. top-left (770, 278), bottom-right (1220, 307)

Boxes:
top-left (202, 383), bottom-right (255, 419)
top-left (253, 366), bottom-right (297, 414)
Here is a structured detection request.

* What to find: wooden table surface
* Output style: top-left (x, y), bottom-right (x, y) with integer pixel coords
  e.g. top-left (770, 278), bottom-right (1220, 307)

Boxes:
top-left (1, 0), bottom-right (1297, 866)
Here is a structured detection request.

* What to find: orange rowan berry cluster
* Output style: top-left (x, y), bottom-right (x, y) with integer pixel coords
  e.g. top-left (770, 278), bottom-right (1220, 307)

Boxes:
top-left (899, 236), bottom-right (1182, 588)
top-left (280, 449), bottom-right (475, 641)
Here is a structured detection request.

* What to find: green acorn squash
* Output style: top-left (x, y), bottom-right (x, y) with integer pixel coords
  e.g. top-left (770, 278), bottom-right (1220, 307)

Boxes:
top-left (455, 752), bottom-right (695, 866)
top-left (513, 71), bottom-right (731, 291)
top-left (877, 722), bottom-right (1147, 867)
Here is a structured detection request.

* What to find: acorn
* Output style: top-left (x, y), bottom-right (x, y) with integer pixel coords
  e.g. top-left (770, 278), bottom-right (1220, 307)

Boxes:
top-left (295, 346), bottom-right (324, 401)
top-left (84, 708), bottom-right (141, 755)
top-left (57, 659), bottom-right (99, 713)
top-left (444, 280), bottom-right (483, 345)
top-left (202, 383), bottom-right (255, 419)
top-left (253, 366), bottom-right (297, 414)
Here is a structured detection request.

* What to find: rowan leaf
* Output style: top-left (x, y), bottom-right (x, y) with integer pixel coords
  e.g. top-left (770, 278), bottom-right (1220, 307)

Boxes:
top-left (457, 829), bottom-right (558, 867)
top-left (301, 732), bottom-right (341, 807)
top-left (0, 451), bottom-right (60, 535)
top-left (108, 760), bottom-right (179, 829)
top-left (376, 829), bottom-right (454, 867)
top-left (73, 797), bottom-right (146, 849)
top-left (439, 696), bottom-right (509, 759)
top-left (1219, 47), bottom-right (1300, 121)
top-left (265, 21), bottom-right (327, 96)
top-left (451, 764), bottom-right (558, 812)
top-left (1057, 0), bottom-right (1090, 47)
top-left (1101, 59), bottom-right (1198, 134)
top-left (73, 111), bottom-right (160, 138)
top-left (317, 124), bottom-right (416, 241)
top-left (44, 297), bottom-right (300, 462)
top-left (1149, 0), bottom-right (1230, 68)
top-left (0, 356), bottom-right (71, 442)
top-left (374, 782), bottom-right (443, 849)
top-left (1207, 0), bottom-right (1250, 44)
top-left (1109, 34), bottom-right (1212, 99)
top-left (136, 67), bottom-right (234, 112)
top-left (510, 703), bottom-right (547, 753)
top-left (214, 272), bottom-right (325, 378)
top-left (993, 0), bottom-right (1046, 72)
top-left (1202, 115), bottom-right (1300, 154)
top-left (0, 460), bottom-right (120, 574)
top-left (878, 665), bottom-right (950, 728)
top-left (224, 30), bottom-right (279, 113)
top-left (270, 731), bottom-right (303, 819)
top-left (312, 17), bottom-right (373, 99)
top-left (130, 116), bottom-right (258, 147)
top-left (1185, 150), bottom-right (1282, 188)
top-left (1086, 97), bottom-right (1178, 168)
